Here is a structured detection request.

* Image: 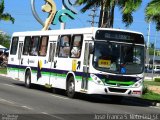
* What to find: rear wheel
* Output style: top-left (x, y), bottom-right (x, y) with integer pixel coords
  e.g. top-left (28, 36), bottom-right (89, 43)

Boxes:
top-left (66, 76), bottom-right (76, 98)
top-left (25, 70), bottom-right (32, 88)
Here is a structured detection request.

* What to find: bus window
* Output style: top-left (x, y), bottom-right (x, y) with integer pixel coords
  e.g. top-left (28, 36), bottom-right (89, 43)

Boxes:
top-left (39, 36), bottom-right (48, 56)
top-left (58, 35), bottom-right (71, 58)
top-left (23, 36), bottom-right (31, 55)
top-left (30, 36), bottom-right (40, 56)
top-left (71, 35), bottom-right (83, 58)
top-left (10, 37), bottom-right (19, 55)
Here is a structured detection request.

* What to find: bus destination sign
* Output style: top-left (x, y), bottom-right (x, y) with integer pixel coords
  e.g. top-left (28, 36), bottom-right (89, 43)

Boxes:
top-left (95, 30), bottom-right (144, 44)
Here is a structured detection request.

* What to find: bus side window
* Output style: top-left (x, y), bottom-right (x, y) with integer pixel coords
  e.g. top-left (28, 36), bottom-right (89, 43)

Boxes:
top-left (30, 36), bottom-right (40, 56)
top-left (23, 36), bottom-right (31, 55)
top-left (10, 37), bottom-right (19, 55)
top-left (71, 35), bottom-right (83, 58)
top-left (39, 36), bottom-right (49, 56)
top-left (58, 35), bottom-right (71, 58)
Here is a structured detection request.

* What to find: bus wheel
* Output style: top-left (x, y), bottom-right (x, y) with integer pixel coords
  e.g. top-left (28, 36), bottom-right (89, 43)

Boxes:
top-left (25, 71), bottom-right (32, 88)
top-left (66, 76), bottom-right (76, 98)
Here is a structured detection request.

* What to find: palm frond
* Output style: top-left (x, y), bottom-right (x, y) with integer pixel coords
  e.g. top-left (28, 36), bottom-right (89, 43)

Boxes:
top-left (156, 22), bottom-right (160, 30)
top-left (145, 0), bottom-right (160, 22)
top-left (75, 0), bottom-right (88, 5)
top-left (0, 0), bottom-right (4, 14)
top-left (122, 13), bottom-right (133, 27)
top-left (80, 0), bottom-right (102, 13)
top-left (119, 0), bottom-right (142, 14)
top-left (1, 13), bottom-right (15, 24)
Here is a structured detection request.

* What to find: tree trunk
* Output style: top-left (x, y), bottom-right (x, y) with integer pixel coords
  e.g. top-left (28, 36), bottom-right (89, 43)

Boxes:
top-left (98, 0), bottom-right (115, 28)
top-left (110, 6), bottom-right (115, 28)
top-left (98, 2), bottom-right (104, 27)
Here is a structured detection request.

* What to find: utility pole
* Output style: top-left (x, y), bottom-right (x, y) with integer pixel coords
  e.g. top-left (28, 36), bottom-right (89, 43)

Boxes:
top-left (152, 31), bottom-right (157, 80)
top-left (88, 6), bottom-right (98, 27)
top-left (146, 23), bottom-right (151, 66)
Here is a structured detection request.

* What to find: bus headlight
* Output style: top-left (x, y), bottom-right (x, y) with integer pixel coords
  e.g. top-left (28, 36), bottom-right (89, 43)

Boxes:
top-left (132, 80), bottom-right (143, 88)
top-left (90, 74), bottom-right (104, 85)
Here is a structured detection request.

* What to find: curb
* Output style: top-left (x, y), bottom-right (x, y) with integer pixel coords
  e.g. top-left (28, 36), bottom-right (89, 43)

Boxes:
top-left (0, 74), bottom-right (13, 80)
top-left (0, 74), bottom-right (8, 77)
top-left (125, 97), bottom-right (160, 107)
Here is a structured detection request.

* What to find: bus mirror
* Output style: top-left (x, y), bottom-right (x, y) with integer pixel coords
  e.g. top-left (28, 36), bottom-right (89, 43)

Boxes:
top-left (89, 43), bottom-right (94, 54)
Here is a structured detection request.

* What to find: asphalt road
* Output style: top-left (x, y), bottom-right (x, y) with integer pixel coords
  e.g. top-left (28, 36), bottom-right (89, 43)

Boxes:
top-left (0, 75), bottom-right (160, 120)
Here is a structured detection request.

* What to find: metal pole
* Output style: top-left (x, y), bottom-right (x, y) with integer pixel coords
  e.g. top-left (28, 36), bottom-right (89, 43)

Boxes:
top-left (152, 31), bottom-right (157, 80)
top-left (31, 0), bottom-right (44, 27)
top-left (60, 5), bottom-right (65, 30)
top-left (147, 22), bottom-right (151, 48)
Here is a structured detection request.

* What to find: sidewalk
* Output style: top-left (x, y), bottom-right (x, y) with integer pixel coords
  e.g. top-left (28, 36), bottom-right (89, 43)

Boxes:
top-left (144, 73), bottom-right (160, 80)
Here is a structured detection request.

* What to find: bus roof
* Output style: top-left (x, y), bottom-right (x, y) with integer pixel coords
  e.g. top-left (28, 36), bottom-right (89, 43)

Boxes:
top-left (12, 27), bottom-right (143, 37)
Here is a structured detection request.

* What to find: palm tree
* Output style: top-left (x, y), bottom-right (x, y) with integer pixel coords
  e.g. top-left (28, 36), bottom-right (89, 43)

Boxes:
top-left (76, 0), bottom-right (142, 28)
top-left (145, 0), bottom-right (160, 31)
top-left (0, 0), bottom-right (14, 24)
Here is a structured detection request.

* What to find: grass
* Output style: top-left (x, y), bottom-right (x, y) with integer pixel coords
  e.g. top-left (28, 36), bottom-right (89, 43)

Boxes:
top-left (0, 68), bottom-right (7, 74)
top-left (142, 91), bottom-right (160, 102)
top-left (154, 78), bottom-right (160, 82)
top-left (143, 80), bottom-right (160, 102)
top-left (144, 81), bottom-right (160, 86)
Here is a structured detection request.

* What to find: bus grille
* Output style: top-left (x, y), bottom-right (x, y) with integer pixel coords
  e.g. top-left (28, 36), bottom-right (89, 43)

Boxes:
top-left (108, 88), bottom-right (127, 93)
top-left (106, 83), bottom-right (131, 86)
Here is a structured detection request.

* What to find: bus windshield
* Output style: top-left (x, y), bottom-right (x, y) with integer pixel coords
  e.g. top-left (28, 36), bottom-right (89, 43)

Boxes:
top-left (93, 42), bottom-right (144, 74)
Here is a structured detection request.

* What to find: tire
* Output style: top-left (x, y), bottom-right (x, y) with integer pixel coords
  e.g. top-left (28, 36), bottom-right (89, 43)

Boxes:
top-left (25, 70), bottom-right (32, 88)
top-left (66, 76), bottom-right (76, 98)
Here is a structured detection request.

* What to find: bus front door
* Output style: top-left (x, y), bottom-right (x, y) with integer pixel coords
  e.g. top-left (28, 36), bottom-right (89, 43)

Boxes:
top-left (81, 42), bottom-right (91, 90)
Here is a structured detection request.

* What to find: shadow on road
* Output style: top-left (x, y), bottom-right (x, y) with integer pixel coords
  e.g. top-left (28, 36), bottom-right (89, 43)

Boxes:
top-left (13, 83), bottom-right (151, 107)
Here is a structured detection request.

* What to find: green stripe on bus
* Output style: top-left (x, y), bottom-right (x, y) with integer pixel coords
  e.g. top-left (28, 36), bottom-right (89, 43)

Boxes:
top-left (8, 67), bottom-right (93, 81)
top-left (106, 80), bottom-right (134, 85)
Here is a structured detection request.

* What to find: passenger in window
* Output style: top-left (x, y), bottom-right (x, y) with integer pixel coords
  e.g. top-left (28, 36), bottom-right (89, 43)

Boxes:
top-left (71, 39), bottom-right (81, 58)
top-left (62, 36), bottom-right (70, 46)
top-left (59, 47), bottom-right (70, 57)
top-left (40, 46), bottom-right (47, 56)
top-left (39, 37), bottom-right (48, 56)
top-left (31, 47), bottom-right (38, 56)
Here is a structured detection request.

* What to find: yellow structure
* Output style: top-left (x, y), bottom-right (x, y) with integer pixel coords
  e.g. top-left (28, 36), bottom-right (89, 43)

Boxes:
top-left (42, 0), bottom-right (56, 31)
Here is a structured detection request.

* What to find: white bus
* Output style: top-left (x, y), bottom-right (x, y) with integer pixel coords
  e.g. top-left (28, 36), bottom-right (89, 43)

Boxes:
top-left (8, 27), bottom-right (145, 98)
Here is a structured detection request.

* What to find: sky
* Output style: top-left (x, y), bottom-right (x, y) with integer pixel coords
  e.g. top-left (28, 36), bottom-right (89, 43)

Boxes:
top-left (0, 0), bottom-right (159, 48)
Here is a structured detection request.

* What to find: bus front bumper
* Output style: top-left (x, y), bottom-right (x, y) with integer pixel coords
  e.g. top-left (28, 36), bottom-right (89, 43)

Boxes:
top-left (87, 82), bottom-right (143, 97)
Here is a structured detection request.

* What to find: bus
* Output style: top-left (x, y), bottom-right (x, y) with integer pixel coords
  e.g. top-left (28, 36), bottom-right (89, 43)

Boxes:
top-left (7, 27), bottom-right (145, 99)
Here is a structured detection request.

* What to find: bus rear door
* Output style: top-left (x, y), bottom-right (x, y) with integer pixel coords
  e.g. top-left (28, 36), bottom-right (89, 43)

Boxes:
top-left (48, 41), bottom-right (56, 87)
top-left (17, 42), bottom-right (23, 80)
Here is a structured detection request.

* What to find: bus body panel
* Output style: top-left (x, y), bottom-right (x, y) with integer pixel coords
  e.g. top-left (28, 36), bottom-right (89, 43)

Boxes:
top-left (8, 27), bottom-right (145, 97)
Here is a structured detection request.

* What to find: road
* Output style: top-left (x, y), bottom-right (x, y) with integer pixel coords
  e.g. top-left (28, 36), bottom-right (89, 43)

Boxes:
top-left (0, 75), bottom-right (160, 120)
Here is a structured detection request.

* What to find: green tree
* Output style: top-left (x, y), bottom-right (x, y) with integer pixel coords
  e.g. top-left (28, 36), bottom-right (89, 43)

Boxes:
top-left (145, 0), bottom-right (160, 31)
top-left (0, 0), bottom-right (14, 23)
top-left (0, 34), bottom-right (10, 48)
top-left (76, 0), bottom-right (142, 28)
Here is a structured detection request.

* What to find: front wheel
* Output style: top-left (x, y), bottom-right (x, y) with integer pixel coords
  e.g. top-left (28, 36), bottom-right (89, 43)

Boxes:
top-left (66, 76), bottom-right (76, 98)
top-left (25, 70), bottom-right (32, 88)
